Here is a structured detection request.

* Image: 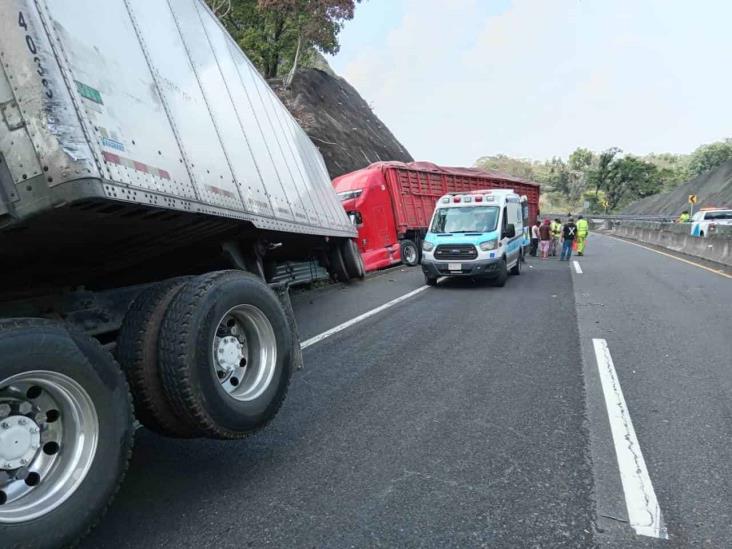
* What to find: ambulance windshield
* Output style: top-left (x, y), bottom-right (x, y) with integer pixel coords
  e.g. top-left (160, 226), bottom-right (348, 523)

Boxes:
top-left (430, 206), bottom-right (499, 233)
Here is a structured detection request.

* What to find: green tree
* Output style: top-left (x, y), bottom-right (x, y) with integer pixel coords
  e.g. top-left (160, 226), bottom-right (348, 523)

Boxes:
top-left (587, 147), bottom-right (619, 200)
top-left (641, 152), bottom-right (690, 191)
top-left (605, 156), bottom-right (661, 211)
top-left (688, 139), bottom-right (732, 176)
top-left (210, 0), bottom-right (359, 79)
top-left (544, 157), bottom-right (573, 196)
top-left (568, 147), bottom-right (594, 172)
top-left (475, 154), bottom-right (540, 181)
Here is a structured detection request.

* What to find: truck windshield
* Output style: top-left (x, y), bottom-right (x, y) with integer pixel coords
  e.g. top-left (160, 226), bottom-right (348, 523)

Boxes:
top-left (430, 206), bottom-right (499, 233)
top-left (705, 210), bottom-right (732, 220)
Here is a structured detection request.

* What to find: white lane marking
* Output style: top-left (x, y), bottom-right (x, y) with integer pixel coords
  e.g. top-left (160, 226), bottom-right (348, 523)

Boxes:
top-left (301, 286), bottom-right (429, 349)
top-left (603, 233), bottom-right (732, 279)
top-left (592, 339), bottom-right (667, 539)
top-left (573, 260), bottom-right (583, 274)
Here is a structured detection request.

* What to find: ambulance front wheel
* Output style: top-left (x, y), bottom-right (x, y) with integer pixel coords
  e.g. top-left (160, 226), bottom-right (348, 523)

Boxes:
top-left (492, 259), bottom-right (508, 287)
top-left (509, 254), bottom-right (521, 275)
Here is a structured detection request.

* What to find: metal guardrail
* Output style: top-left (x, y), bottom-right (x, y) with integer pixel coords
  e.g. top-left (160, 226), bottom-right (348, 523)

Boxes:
top-left (543, 213), bottom-right (676, 222)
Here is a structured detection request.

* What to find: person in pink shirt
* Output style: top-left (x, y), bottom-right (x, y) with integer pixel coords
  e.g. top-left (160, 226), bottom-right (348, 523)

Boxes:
top-left (538, 219), bottom-right (552, 259)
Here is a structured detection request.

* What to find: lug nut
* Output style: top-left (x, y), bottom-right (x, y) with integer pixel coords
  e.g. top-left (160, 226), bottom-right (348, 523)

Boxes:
top-left (20, 459), bottom-right (28, 466)
top-left (18, 402), bottom-right (32, 415)
top-left (30, 427), bottom-right (39, 434)
top-left (18, 418), bottom-right (27, 426)
top-left (1, 422), bottom-right (9, 430)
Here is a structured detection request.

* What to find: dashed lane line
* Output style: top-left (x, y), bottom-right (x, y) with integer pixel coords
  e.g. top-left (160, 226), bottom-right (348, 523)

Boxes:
top-left (592, 338), bottom-right (667, 539)
top-left (573, 260), bottom-right (583, 274)
top-left (301, 286), bottom-right (429, 349)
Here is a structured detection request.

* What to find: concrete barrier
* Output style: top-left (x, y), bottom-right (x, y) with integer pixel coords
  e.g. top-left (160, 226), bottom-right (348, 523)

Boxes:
top-left (605, 221), bottom-right (732, 267)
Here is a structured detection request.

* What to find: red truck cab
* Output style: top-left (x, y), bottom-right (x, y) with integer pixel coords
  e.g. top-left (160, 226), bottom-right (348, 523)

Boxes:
top-left (335, 168), bottom-right (401, 271)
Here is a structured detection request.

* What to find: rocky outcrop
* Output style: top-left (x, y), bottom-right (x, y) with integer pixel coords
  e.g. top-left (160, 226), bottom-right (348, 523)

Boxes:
top-left (271, 68), bottom-right (413, 178)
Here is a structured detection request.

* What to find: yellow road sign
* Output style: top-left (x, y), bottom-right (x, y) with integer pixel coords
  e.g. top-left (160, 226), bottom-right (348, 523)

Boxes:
top-left (688, 194), bottom-right (698, 204)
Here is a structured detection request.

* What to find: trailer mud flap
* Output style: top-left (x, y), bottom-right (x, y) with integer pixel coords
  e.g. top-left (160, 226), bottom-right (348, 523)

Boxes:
top-left (271, 282), bottom-right (304, 371)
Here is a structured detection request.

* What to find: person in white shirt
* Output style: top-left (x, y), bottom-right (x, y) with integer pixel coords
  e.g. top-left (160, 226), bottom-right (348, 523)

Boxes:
top-left (530, 221), bottom-right (540, 256)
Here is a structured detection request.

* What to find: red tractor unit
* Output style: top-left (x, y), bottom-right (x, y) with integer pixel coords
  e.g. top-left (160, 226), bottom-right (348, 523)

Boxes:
top-left (333, 162), bottom-right (540, 271)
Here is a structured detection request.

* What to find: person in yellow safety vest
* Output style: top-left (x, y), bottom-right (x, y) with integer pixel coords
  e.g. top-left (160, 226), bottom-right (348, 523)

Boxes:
top-left (576, 215), bottom-right (589, 256)
top-left (677, 210), bottom-right (690, 223)
top-left (550, 218), bottom-right (562, 256)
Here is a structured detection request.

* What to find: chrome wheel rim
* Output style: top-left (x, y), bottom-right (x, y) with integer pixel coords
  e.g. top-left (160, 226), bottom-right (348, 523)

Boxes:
top-left (212, 305), bottom-right (277, 402)
top-left (0, 371), bottom-right (98, 523)
top-left (404, 245), bottom-right (417, 264)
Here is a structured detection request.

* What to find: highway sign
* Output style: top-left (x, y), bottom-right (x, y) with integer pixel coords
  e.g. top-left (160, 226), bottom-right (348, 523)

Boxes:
top-left (688, 194), bottom-right (698, 204)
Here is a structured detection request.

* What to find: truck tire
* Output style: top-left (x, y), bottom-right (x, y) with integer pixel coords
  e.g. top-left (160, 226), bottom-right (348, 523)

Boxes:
top-left (0, 319), bottom-right (133, 549)
top-left (509, 253), bottom-right (521, 275)
top-left (341, 239), bottom-right (364, 280)
top-left (116, 280), bottom-right (200, 438)
top-left (400, 239), bottom-right (420, 266)
top-left (158, 271), bottom-right (293, 439)
top-left (493, 259), bottom-right (508, 287)
top-left (328, 245), bottom-right (350, 283)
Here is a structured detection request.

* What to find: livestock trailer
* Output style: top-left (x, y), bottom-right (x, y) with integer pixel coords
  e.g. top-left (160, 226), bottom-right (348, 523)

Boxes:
top-left (333, 161), bottom-right (540, 270)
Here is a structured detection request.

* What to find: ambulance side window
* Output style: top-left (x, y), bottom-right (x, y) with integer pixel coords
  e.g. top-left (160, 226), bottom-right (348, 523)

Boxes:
top-left (512, 204), bottom-right (522, 230)
top-left (502, 207), bottom-right (508, 230)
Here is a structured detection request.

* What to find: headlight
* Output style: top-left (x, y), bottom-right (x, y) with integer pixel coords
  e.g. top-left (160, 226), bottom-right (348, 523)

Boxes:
top-left (479, 239), bottom-right (498, 251)
top-left (337, 189), bottom-right (362, 201)
top-left (422, 241), bottom-right (435, 251)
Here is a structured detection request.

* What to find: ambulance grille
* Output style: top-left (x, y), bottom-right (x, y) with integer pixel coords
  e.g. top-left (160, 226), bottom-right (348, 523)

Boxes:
top-left (434, 244), bottom-right (478, 260)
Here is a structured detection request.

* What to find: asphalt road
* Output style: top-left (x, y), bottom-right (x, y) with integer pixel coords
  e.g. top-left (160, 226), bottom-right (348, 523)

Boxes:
top-left (82, 233), bottom-right (731, 548)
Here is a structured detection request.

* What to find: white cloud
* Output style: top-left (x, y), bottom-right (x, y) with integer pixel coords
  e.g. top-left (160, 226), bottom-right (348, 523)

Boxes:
top-left (339, 0), bottom-right (732, 165)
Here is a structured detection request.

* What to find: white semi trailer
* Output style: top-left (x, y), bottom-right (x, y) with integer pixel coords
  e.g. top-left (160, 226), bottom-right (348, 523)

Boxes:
top-left (0, 1), bottom-right (363, 546)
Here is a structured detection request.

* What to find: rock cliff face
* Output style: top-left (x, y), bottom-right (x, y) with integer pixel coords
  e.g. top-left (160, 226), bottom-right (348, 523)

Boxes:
top-left (623, 160), bottom-right (732, 214)
top-left (271, 68), bottom-right (413, 179)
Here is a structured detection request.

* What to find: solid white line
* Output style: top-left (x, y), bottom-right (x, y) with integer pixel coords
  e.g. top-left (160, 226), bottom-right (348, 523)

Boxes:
top-left (573, 260), bottom-right (583, 274)
top-left (301, 286), bottom-right (429, 349)
top-left (592, 339), bottom-right (667, 539)
top-left (603, 233), bottom-right (732, 279)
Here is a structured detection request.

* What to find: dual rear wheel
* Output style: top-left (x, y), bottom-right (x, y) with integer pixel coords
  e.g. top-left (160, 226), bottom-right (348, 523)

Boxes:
top-left (0, 271), bottom-right (294, 547)
top-left (118, 271), bottom-right (294, 439)
top-left (329, 239), bottom-right (365, 282)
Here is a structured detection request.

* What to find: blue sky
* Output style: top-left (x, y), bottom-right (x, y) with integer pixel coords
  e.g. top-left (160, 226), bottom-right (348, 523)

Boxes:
top-left (327, 0), bottom-right (732, 167)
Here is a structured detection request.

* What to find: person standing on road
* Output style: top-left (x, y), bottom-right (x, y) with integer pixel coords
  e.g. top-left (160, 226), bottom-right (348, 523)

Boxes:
top-left (560, 218), bottom-right (577, 261)
top-left (677, 210), bottom-right (690, 223)
top-left (539, 219), bottom-right (552, 259)
top-left (530, 221), bottom-right (540, 256)
top-left (576, 215), bottom-right (589, 256)
top-left (550, 218), bottom-right (562, 256)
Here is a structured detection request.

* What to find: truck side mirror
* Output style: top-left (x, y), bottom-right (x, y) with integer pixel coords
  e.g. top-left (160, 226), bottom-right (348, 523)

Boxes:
top-left (503, 223), bottom-right (516, 239)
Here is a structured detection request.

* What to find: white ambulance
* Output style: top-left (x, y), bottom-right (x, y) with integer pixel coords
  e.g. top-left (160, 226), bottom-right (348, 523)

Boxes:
top-left (421, 190), bottom-right (525, 286)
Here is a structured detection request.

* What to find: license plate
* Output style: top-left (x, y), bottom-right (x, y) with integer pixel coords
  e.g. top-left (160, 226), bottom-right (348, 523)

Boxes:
top-left (448, 263), bottom-right (462, 271)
